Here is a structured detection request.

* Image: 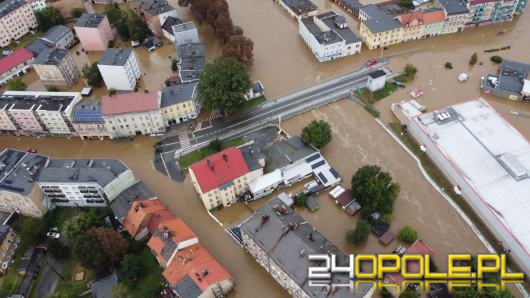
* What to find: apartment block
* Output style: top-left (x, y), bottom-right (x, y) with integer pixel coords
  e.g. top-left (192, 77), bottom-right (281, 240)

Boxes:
top-left (0, 0), bottom-right (38, 47)
top-left (176, 43), bottom-right (205, 83)
top-left (161, 16), bottom-right (182, 42)
top-left (481, 59), bottom-right (530, 101)
top-left (189, 147), bottom-right (264, 210)
top-left (74, 13), bottom-right (114, 52)
top-left (0, 48), bottom-right (34, 86)
top-left (466, 0), bottom-right (516, 27)
top-left (160, 81), bottom-right (200, 126)
top-left (135, 0), bottom-right (177, 37)
top-left (358, 4), bottom-right (403, 49)
top-left (299, 11), bottom-right (362, 62)
top-left (101, 91), bottom-right (165, 138)
top-left (33, 48), bottom-right (80, 87)
top-left (69, 99), bottom-right (112, 140)
top-left (25, 0), bottom-right (46, 11)
top-left (41, 25), bottom-right (76, 49)
top-left (97, 48), bottom-right (141, 90)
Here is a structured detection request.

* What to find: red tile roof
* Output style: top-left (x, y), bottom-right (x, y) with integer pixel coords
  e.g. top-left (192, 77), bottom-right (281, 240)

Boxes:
top-left (189, 147), bottom-right (249, 193)
top-left (123, 198), bottom-right (173, 237)
top-left (163, 243), bottom-right (232, 291)
top-left (398, 11), bottom-right (424, 27)
top-left (147, 217), bottom-right (198, 266)
top-left (423, 10), bottom-right (446, 24)
top-left (101, 91), bottom-right (159, 116)
top-left (405, 239), bottom-right (434, 255)
top-left (0, 48), bottom-right (33, 75)
top-left (386, 239), bottom-right (434, 284)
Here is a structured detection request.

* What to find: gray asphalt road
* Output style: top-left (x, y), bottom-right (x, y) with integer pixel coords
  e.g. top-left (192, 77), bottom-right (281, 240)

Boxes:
top-left (34, 257), bottom-right (62, 298)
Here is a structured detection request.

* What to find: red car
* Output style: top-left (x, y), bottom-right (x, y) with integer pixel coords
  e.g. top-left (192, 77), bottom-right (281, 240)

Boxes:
top-left (366, 58), bottom-right (377, 66)
top-left (25, 147), bottom-right (37, 153)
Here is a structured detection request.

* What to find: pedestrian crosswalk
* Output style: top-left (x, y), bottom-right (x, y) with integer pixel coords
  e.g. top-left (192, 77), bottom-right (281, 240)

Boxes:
top-left (178, 133), bottom-right (191, 151)
top-left (209, 110), bottom-right (223, 121)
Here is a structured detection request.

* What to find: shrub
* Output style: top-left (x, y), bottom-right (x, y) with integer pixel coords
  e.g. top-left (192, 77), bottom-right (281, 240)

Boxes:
top-left (301, 120), bottom-right (332, 149)
top-left (171, 59), bottom-right (178, 71)
top-left (469, 53), bottom-right (478, 66)
top-left (346, 219), bottom-right (370, 245)
top-left (444, 62), bottom-right (453, 69)
top-left (294, 193), bottom-right (307, 208)
top-left (404, 64), bottom-right (417, 79)
top-left (398, 225), bottom-right (418, 244)
top-left (490, 55), bottom-right (503, 64)
top-left (108, 88), bottom-right (117, 96)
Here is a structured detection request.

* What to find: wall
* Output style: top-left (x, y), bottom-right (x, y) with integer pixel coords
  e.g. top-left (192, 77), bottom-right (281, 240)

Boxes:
top-left (104, 169), bottom-right (137, 201)
top-left (0, 185), bottom-right (44, 217)
top-left (104, 109), bottom-right (165, 138)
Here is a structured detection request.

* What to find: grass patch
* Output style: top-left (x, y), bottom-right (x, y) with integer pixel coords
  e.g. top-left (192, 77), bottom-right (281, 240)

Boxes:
top-left (6, 32), bottom-right (44, 51)
top-left (124, 248), bottom-right (163, 298)
top-left (237, 96), bottom-right (266, 112)
top-left (393, 74), bottom-right (412, 83)
top-left (178, 137), bottom-right (245, 171)
top-left (484, 46), bottom-right (511, 53)
top-left (354, 83), bottom-right (396, 118)
top-left (0, 242), bottom-right (29, 297)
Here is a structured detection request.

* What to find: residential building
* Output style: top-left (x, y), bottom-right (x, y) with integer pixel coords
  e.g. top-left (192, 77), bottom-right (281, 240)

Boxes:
top-left (163, 242), bottom-right (234, 298)
top-left (299, 11), bottom-right (362, 62)
top-left (33, 48), bottom-right (80, 87)
top-left (420, 8), bottom-right (446, 37)
top-left (515, 0), bottom-right (527, 13)
top-left (466, 0), bottom-right (516, 27)
top-left (0, 48), bottom-right (34, 86)
top-left (41, 25), bottom-right (76, 49)
top-left (330, 0), bottom-right (362, 16)
top-left (172, 21), bottom-right (200, 47)
top-left (177, 43), bottom-right (205, 83)
top-left (135, 0), bottom-right (177, 37)
top-left (392, 98), bottom-right (530, 278)
top-left (97, 48), bottom-right (141, 90)
top-left (91, 273), bottom-right (118, 298)
top-left (25, 0), bottom-right (46, 11)
top-left (110, 181), bottom-right (154, 222)
top-left (358, 5), bottom-right (403, 49)
top-left (246, 81), bottom-right (265, 100)
top-left (0, 225), bottom-right (20, 273)
top-left (239, 195), bottom-right (374, 298)
top-left (0, 149), bottom-right (47, 217)
top-left (74, 13), bottom-right (114, 52)
top-left (367, 69), bottom-right (388, 91)
top-left (480, 59), bottom-right (530, 101)
top-left (160, 81), bottom-right (200, 126)
top-left (101, 91), bottom-right (165, 138)
top-left (37, 158), bottom-right (137, 208)
top-left (161, 16), bottom-right (182, 42)
top-left (0, 0), bottom-right (38, 47)
top-left (0, 91), bottom-right (81, 136)
top-left (435, 0), bottom-right (469, 33)
top-left (122, 197), bottom-right (173, 240)
top-left (189, 147), bottom-right (264, 210)
top-left (25, 38), bottom-right (53, 56)
top-left (69, 99), bottom-right (112, 140)
top-left (397, 10), bottom-right (424, 41)
top-left (273, 0), bottom-right (318, 20)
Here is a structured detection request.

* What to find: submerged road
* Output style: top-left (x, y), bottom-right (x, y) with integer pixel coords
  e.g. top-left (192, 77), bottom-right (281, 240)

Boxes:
top-left (154, 63), bottom-right (391, 179)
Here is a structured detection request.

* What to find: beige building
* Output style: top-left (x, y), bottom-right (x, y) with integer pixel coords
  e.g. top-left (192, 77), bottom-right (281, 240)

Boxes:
top-left (189, 147), bottom-right (264, 210)
top-left (0, 0), bottom-right (38, 47)
top-left (33, 48), bottom-right (80, 87)
top-left (359, 5), bottom-right (403, 49)
top-left (0, 225), bottom-right (20, 273)
top-left (160, 81), bottom-right (200, 126)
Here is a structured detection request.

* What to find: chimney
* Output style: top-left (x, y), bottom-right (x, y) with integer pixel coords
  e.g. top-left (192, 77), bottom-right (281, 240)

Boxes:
top-left (222, 153), bottom-right (228, 162)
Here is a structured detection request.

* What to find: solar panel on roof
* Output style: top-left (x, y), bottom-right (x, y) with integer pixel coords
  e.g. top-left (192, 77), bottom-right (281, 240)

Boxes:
top-left (317, 172), bottom-right (328, 183)
top-left (311, 160), bottom-right (326, 169)
top-left (306, 154), bottom-right (321, 162)
top-left (330, 168), bottom-right (340, 179)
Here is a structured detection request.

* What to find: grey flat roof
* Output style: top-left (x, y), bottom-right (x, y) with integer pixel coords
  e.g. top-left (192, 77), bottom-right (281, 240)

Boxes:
top-left (240, 144), bottom-right (265, 172)
top-left (139, 0), bottom-right (175, 16)
top-left (489, 60), bottom-right (530, 93)
top-left (160, 82), bottom-right (197, 108)
top-left (337, 0), bottom-right (362, 13)
top-left (179, 70), bottom-right (202, 82)
top-left (175, 275), bottom-right (202, 298)
top-left (437, 0), bottom-right (469, 15)
top-left (98, 48), bottom-right (133, 66)
top-left (263, 136), bottom-right (317, 172)
top-left (42, 25), bottom-right (72, 44)
top-left (0, 0), bottom-right (25, 18)
top-left (0, 91), bottom-right (76, 112)
top-left (34, 48), bottom-right (69, 66)
top-left (91, 273), bottom-right (118, 298)
top-left (75, 13), bottom-right (106, 28)
top-left (110, 181), bottom-right (153, 221)
top-left (26, 39), bottom-right (53, 57)
top-left (161, 16), bottom-right (182, 34)
top-left (178, 43), bottom-right (205, 59)
top-left (37, 159), bottom-right (129, 187)
top-left (240, 196), bottom-right (372, 298)
top-left (301, 17), bottom-right (343, 46)
top-left (369, 69), bottom-right (387, 79)
top-left (0, 225), bottom-right (10, 243)
top-left (360, 5), bottom-right (401, 33)
top-left (173, 21), bottom-right (196, 33)
top-left (280, 0), bottom-right (318, 16)
top-left (0, 149), bottom-right (48, 195)
top-left (318, 12), bottom-right (360, 44)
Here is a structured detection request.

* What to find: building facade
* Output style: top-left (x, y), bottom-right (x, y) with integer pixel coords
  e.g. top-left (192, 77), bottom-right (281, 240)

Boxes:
top-left (25, 0), bottom-right (46, 11)
top-left (74, 13), bottom-right (114, 52)
top-left (299, 11), bottom-right (362, 62)
top-left (0, 225), bottom-right (20, 273)
top-left (97, 48), bottom-right (141, 90)
top-left (160, 82), bottom-right (200, 126)
top-left (466, 0), bottom-right (516, 27)
top-left (436, 0), bottom-right (469, 33)
top-left (480, 59), bottom-right (530, 101)
top-left (41, 25), bottom-right (76, 49)
top-left (359, 5), bottom-right (403, 49)
top-left (102, 92), bottom-right (165, 138)
top-left (135, 0), bottom-right (177, 37)
top-left (0, 0), bottom-right (38, 47)
top-left (33, 48), bottom-right (80, 87)
top-left (69, 99), bottom-right (113, 140)
top-left (0, 48), bottom-right (34, 86)
top-left (273, 0), bottom-right (318, 20)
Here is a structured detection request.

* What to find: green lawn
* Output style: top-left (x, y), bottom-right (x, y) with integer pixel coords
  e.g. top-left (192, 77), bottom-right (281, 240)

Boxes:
top-left (124, 248), bottom-right (163, 298)
top-left (178, 137), bottom-right (245, 171)
top-left (354, 83), bottom-right (397, 118)
top-left (237, 96), bottom-right (266, 112)
top-left (6, 32), bottom-right (44, 51)
top-left (394, 74), bottom-right (413, 83)
top-left (0, 243), bottom-right (29, 297)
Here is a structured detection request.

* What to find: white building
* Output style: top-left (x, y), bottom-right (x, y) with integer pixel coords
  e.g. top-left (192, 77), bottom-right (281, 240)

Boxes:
top-left (101, 91), bottom-right (165, 138)
top-left (274, 0), bottom-right (318, 20)
top-left (393, 98), bottom-right (530, 278)
top-left (38, 158), bottom-right (136, 208)
top-left (97, 48), bottom-right (141, 90)
top-left (299, 11), bottom-right (362, 62)
top-left (41, 25), bottom-right (76, 49)
top-left (160, 81), bottom-right (200, 126)
top-left (161, 16), bottom-right (182, 42)
top-left (172, 21), bottom-right (200, 46)
top-left (367, 69), bottom-right (388, 91)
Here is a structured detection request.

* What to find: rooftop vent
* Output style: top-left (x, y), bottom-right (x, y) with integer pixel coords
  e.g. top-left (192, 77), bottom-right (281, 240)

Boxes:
top-left (497, 153), bottom-right (528, 181)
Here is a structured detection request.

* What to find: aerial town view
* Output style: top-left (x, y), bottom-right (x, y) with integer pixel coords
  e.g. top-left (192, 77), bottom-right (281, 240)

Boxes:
top-left (0, 0), bottom-right (528, 296)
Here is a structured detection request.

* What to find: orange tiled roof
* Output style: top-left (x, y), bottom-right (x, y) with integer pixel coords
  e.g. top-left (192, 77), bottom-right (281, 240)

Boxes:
top-left (163, 243), bottom-right (232, 291)
top-left (147, 217), bottom-right (198, 266)
top-left (423, 10), bottom-right (445, 24)
top-left (122, 198), bottom-right (172, 237)
top-left (398, 11), bottom-right (424, 26)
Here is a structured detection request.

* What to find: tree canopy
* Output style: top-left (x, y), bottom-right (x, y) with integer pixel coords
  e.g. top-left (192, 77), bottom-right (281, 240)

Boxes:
top-left (63, 211), bottom-right (100, 240)
top-left (73, 233), bottom-right (104, 269)
top-left (397, 225), bottom-right (418, 244)
top-left (104, 6), bottom-right (148, 41)
top-left (198, 57), bottom-right (252, 115)
top-left (351, 165), bottom-right (400, 220)
top-left (346, 219), bottom-right (370, 245)
top-left (8, 77), bottom-right (27, 91)
top-left (36, 7), bottom-right (65, 32)
top-left (82, 63), bottom-right (103, 87)
top-left (403, 64), bottom-right (417, 80)
top-left (120, 254), bottom-right (142, 281)
top-left (470, 53), bottom-right (478, 66)
top-left (89, 227), bottom-right (129, 264)
top-left (112, 283), bottom-right (132, 298)
top-left (222, 35), bottom-right (254, 65)
top-left (301, 120), bottom-right (332, 149)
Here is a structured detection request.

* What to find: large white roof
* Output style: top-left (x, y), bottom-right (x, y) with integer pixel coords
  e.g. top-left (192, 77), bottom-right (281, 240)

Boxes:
top-left (416, 99), bottom-right (530, 256)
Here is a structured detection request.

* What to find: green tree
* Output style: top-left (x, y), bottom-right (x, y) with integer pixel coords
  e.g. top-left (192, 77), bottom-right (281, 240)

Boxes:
top-left (36, 7), bottom-right (65, 32)
top-left (399, 288), bottom-right (420, 298)
top-left (171, 58), bottom-right (178, 71)
top-left (126, 9), bottom-right (148, 42)
top-left (46, 85), bottom-right (59, 91)
top-left (208, 139), bottom-right (223, 152)
top-left (294, 192), bottom-right (308, 208)
top-left (16, 216), bottom-right (46, 244)
top-left (351, 165), bottom-right (400, 220)
top-left (469, 53), bottom-right (478, 66)
top-left (104, 6), bottom-right (130, 40)
top-left (46, 239), bottom-right (70, 260)
top-left (346, 219), bottom-right (370, 245)
top-left (104, 5), bottom-right (123, 24)
top-left (108, 88), bottom-right (117, 96)
top-left (8, 77), bottom-right (27, 91)
top-left (404, 64), bottom-right (417, 80)
top-left (397, 0), bottom-right (414, 9)
top-left (444, 62), bottom-right (453, 69)
top-left (490, 55), bottom-right (503, 63)
top-left (63, 212), bottom-right (99, 240)
top-left (73, 233), bottom-right (104, 269)
top-left (198, 57), bottom-right (252, 115)
top-left (398, 225), bottom-right (418, 244)
top-left (71, 7), bottom-right (86, 18)
top-left (82, 63), bottom-right (103, 87)
top-left (301, 120), bottom-right (332, 149)
top-left (89, 227), bottom-right (129, 263)
top-left (120, 254), bottom-right (142, 281)
top-left (112, 283), bottom-right (132, 298)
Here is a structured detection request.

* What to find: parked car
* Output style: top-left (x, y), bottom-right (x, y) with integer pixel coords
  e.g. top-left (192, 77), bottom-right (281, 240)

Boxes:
top-left (366, 58), bottom-right (377, 67)
top-left (304, 180), bottom-right (318, 191)
top-left (25, 147), bottom-right (37, 153)
top-left (2, 49), bottom-right (13, 56)
top-left (46, 232), bottom-right (60, 239)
